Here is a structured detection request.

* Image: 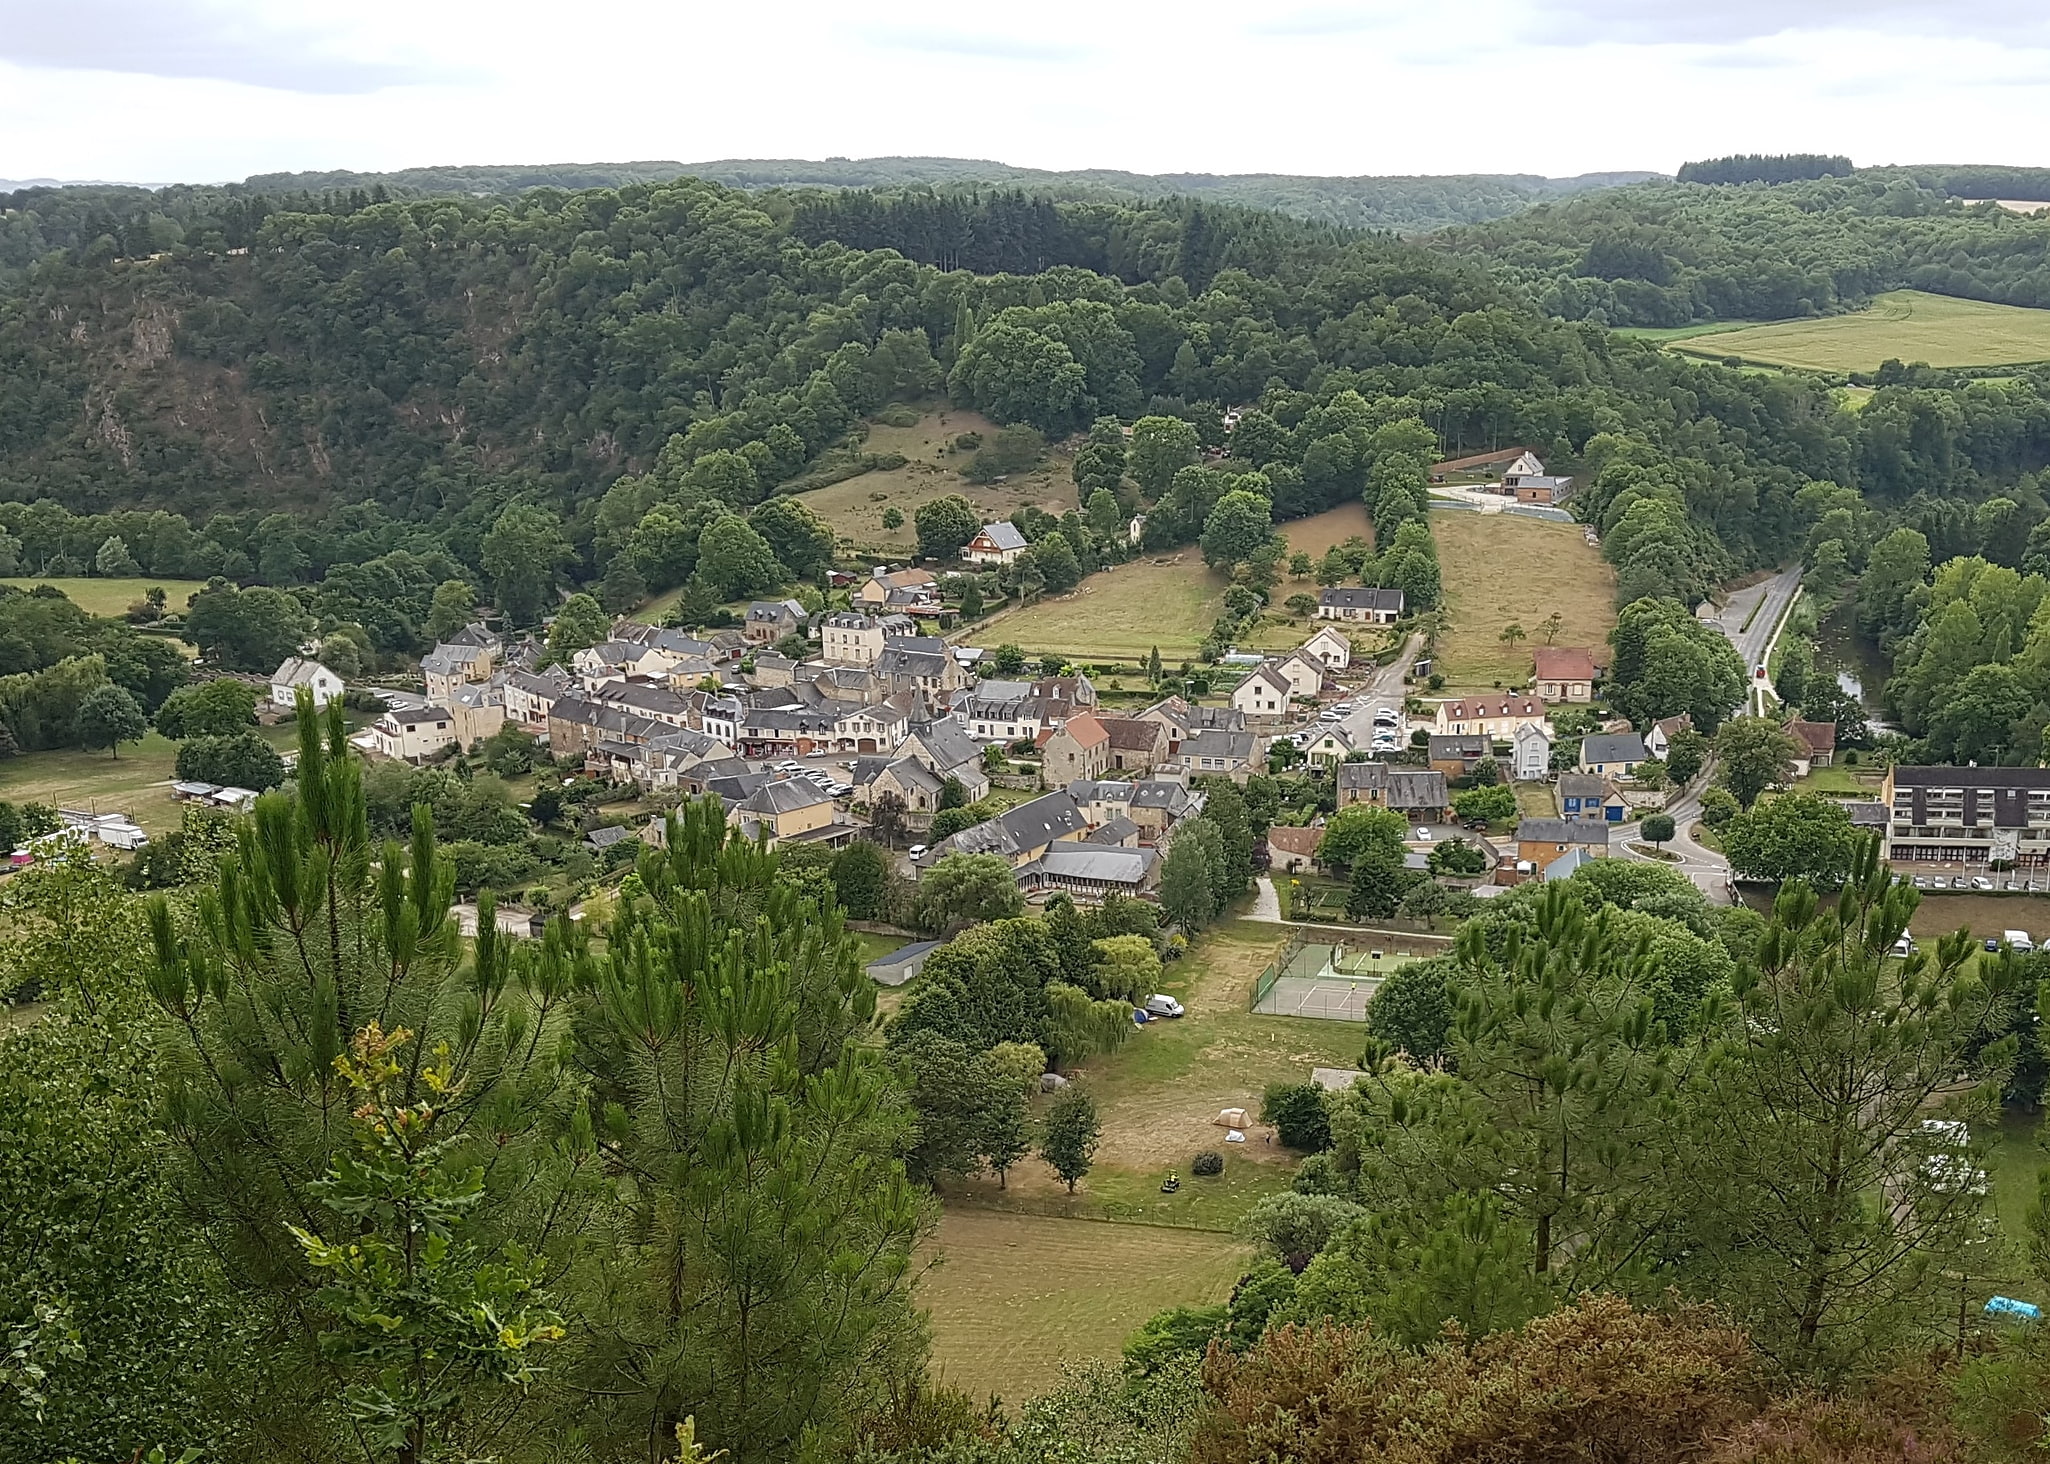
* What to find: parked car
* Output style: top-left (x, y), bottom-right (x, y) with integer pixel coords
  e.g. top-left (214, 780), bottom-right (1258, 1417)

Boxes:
top-left (1891, 934), bottom-right (1916, 958)
top-left (2005, 929), bottom-right (2035, 953)
top-left (906, 844), bottom-right (927, 859)
top-left (1142, 994), bottom-right (1185, 1019)
top-left (1971, 875), bottom-right (1995, 891)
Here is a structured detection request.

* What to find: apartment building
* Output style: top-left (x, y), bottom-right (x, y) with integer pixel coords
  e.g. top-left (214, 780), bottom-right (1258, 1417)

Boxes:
top-left (1882, 765), bottom-right (2050, 868)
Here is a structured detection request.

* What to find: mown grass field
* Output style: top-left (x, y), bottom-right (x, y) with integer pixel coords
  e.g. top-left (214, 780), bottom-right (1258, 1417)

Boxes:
top-left (800, 408), bottom-right (1078, 557)
top-left (1667, 290), bottom-right (2050, 371)
top-left (920, 1210), bottom-right (1247, 1403)
top-left (1432, 511), bottom-right (1616, 690)
top-left (976, 554), bottom-right (1224, 662)
top-left (0, 733), bottom-right (182, 831)
top-left (1, 577), bottom-right (209, 618)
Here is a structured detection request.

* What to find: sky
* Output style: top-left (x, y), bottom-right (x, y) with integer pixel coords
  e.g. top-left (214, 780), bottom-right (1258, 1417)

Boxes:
top-left (4, 0), bottom-right (2050, 184)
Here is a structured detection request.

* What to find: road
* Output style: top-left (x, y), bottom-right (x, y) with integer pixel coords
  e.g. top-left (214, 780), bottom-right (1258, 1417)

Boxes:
top-left (1713, 569), bottom-right (1803, 716)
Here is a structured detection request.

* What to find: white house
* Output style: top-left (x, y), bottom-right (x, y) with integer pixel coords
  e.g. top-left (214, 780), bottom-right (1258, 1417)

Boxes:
top-left (1316, 587), bottom-right (1405, 625)
top-left (271, 657), bottom-right (344, 710)
top-left (364, 705), bottom-right (457, 763)
top-left (1272, 651), bottom-right (1327, 698)
top-left (1231, 664), bottom-right (1294, 719)
top-left (1301, 626), bottom-right (1352, 671)
top-left (1512, 720), bottom-right (1553, 781)
top-left (962, 521), bottom-right (1029, 566)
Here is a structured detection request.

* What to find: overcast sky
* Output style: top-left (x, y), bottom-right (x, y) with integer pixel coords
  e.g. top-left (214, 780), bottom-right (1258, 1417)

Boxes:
top-left (4, 0), bottom-right (2048, 184)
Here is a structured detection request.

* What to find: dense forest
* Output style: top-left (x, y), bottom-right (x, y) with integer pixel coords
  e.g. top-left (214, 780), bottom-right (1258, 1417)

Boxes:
top-left (4, 171), bottom-right (2050, 651)
top-left (1441, 172), bottom-right (2050, 325)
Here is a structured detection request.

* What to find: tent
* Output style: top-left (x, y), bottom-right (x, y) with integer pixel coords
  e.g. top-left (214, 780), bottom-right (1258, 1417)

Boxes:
top-left (1213, 1107), bottom-right (1249, 1129)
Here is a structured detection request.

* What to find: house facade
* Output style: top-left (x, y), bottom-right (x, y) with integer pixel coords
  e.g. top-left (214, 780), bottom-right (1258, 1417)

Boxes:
top-left (271, 657), bottom-right (344, 710)
top-left (1530, 647), bottom-right (1597, 703)
top-left (1515, 817), bottom-right (1610, 872)
top-left (1512, 720), bottom-right (1553, 781)
top-left (1231, 665), bottom-right (1293, 719)
top-left (1301, 626), bottom-right (1352, 671)
top-left (366, 705), bottom-right (456, 762)
top-left (1316, 587), bottom-right (1405, 625)
top-left (1578, 732), bottom-right (1647, 779)
top-left (820, 612), bottom-right (885, 667)
top-left (1432, 695), bottom-right (1548, 739)
top-left (1040, 714), bottom-right (1112, 787)
top-left (1337, 762), bottom-right (1451, 822)
top-left (962, 521), bottom-right (1028, 566)
top-left (1557, 772), bottom-right (1625, 823)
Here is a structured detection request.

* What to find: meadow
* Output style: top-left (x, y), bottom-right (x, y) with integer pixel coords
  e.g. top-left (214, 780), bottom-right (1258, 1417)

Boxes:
top-left (1431, 510), bottom-right (1616, 689)
top-left (1665, 290), bottom-right (2050, 371)
top-left (974, 553), bottom-right (1226, 662)
top-left (0, 733), bottom-right (183, 831)
top-left (800, 408), bottom-right (1079, 557)
top-left (0, 577), bottom-right (209, 618)
top-left (1278, 501), bottom-right (1374, 558)
top-left (919, 1210), bottom-right (1247, 1403)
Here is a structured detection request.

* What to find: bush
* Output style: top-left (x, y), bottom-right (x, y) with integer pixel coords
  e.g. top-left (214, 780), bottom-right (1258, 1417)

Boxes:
top-left (1260, 1082), bottom-right (1333, 1152)
top-left (1192, 1150), bottom-right (1224, 1177)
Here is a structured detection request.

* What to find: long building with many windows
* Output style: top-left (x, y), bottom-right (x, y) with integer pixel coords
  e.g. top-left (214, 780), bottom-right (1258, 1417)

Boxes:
top-left (1882, 765), bottom-right (2050, 868)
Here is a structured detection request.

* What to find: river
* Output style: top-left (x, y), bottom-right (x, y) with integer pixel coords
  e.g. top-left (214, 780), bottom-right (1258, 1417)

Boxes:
top-left (1814, 603), bottom-right (1895, 734)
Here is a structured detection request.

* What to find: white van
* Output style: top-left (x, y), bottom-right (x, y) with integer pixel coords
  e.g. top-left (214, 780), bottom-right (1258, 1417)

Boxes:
top-left (2004, 929), bottom-right (2035, 953)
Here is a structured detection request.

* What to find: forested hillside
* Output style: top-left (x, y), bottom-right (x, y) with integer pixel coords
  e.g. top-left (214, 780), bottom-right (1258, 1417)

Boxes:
top-left (5, 172), bottom-right (2050, 639)
top-left (1441, 172), bottom-right (2050, 326)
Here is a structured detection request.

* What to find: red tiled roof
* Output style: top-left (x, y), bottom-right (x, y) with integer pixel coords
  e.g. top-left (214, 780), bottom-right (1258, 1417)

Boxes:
top-left (1055, 714), bottom-right (1109, 749)
top-left (1788, 720), bottom-right (1836, 755)
top-left (1267, 826), bottom-right (1322, 857)
top-left (1532, 646), bottom-right (1597, 682)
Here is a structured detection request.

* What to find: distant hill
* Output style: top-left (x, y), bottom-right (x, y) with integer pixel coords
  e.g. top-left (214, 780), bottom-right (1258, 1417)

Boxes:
top-left (237, 157), bottom-right (1669, 234)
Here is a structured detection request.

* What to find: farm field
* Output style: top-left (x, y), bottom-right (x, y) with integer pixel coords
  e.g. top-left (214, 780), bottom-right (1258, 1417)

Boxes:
top-left (1666, 290), bottom-right (2050, 371)
top-left (919, 1209), bottom-right (1247, 1402)
top-left (1432, 511), bottom-right (1616, 689)
top-left (975, 553), bottom-right (1224, 662)
top-left (0, 733), bottom-right (182, 832)
top-left (800, 408), bottom-right (1078, 557)
top-left (0, 577), bottom-right (209, 619)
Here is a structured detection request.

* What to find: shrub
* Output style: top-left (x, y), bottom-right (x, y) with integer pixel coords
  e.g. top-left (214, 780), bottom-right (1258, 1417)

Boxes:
top-left (1260, 1082), bottom-right (1333, 1152)
top-left (1192, 1150), bottom-right (1224, 1177)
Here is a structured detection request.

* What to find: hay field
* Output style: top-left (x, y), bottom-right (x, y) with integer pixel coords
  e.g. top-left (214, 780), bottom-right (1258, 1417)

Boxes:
top-left (1433, 511), bottom-right (1616, 690)
top-left (1279, 501), bottom-right (1374, 558)
top-left (1667, 290), bottom-right (2050, 371)
top-left (920, 1210), bottom-right (1246, 1403)
top-left (801, 408), bottom-right (1078, 556)
top-left (0, 577), bottom-right (209, 618)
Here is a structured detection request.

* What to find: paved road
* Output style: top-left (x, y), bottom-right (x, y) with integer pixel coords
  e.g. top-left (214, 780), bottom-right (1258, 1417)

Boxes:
top-left (1248, 875), bottom-right (1282, 921)
top-left (1712, 569), bottom-right (1803, 716)
top-left (1615, 763), bottom-right (1734, 903)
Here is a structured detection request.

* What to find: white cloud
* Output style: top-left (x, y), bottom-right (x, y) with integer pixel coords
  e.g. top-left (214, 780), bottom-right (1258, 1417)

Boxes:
top-left (2, 0), bottom-right (2048, 184)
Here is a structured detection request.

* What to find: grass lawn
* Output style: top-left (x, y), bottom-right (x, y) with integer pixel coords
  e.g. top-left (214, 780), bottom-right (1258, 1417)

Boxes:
top-left (1793, 764), bottom-right (1883, 796)
top-left (1432, 511), bottom-right (1616, 690)
top-left (1613, 319), bottom-right (1765, 344)
top-left (1516, 782), bottom-right (1559, 820)
top-left (1, 577), bottom-right (209, 619)
top-left (0, 733), bottom-right (183, 832)
top-left (1982, 1113), bottom-right (2045, 1302)
top-left (1666, 291), bottom-right (2050, 372)
top-left (919, 1209), bottom-right (1248, 1404)
top-left (974, 554), bottom-right (1225, 663)
top-left (800, 408), bottom-right (1077, 557)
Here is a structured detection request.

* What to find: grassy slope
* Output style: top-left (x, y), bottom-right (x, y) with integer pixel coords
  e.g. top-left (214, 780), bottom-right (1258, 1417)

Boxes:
top-left (802, 408), bottom-right (1078, 557)
top-left (919, 1210), bottom-right (1247, 1402)
top-left (0, 577), bottom-right (209, 618)
top-left (1432, 510), bottom-right (1616, 690)
top-left (973, 553), bottom-right (1225, 662)
top-left (1667, 290), bottom-right (2050, 371)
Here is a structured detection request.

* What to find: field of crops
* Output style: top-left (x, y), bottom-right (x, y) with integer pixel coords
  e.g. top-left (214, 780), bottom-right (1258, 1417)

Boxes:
top-left (1666, 290), bottom-right (2050, 371)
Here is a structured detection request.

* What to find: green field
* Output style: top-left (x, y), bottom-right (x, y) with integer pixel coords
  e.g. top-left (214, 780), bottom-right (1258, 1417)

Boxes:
top-left (1432, 511), bottom-right (1616, 690)
top-left (975, 554), bottom-right (1226, 662)
top-left (1614, 319), bottom-right (1764, 344)
top-left (0, 577), bottom-right (209, 619)
top-left (800, 408), bottom-right (1078, 557)
top-left (920, 1209), bottom-right (1247, 1403)
top-left (0, 733), bottom-right (182, 832)
top-left (1667, 291), bottom-right (2050, 371)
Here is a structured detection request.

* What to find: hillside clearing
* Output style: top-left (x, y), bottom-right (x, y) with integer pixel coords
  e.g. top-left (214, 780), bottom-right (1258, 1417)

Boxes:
top-left (1666, 290), bottom-right (2050, 371)
top-left (0, 577), bottom-right (209, 619)
top-left (975, 555), bottom-right (1224, 662)
top-left (920, 1209), bottom-right (1247, 1404)
top-left (1433, 511), bottom-right (1615, 690)
top-left (800, 408), bottom-right (1078, 557)
top-left (1279, 501), bottom-right (1374, 558)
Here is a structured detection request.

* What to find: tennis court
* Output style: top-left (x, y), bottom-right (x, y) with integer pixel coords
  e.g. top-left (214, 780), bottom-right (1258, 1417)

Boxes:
top-left (1251, 938), bottom-right (1431, 1021)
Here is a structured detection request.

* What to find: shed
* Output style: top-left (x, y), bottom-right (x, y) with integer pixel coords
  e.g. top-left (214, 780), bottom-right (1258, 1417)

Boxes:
top-left (865, 939), bottom-right (941, 988)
